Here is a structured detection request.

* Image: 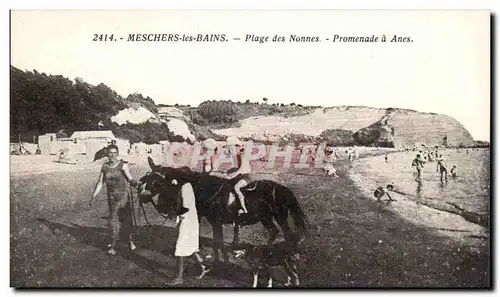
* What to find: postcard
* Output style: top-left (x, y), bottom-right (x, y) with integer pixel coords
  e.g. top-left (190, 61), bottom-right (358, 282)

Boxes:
top-left (10, 10), bottom-right (490, 288)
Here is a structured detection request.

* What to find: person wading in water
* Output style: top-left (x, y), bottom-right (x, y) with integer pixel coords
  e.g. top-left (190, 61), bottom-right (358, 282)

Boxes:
top-left (90, 144), bottom-right (138, 255)
top-left (450, 165), bottom-right (458, 178)
top-left (436, 154), bottom-right (449, 183)
top-left (412, 153), bottom-right (426, 182)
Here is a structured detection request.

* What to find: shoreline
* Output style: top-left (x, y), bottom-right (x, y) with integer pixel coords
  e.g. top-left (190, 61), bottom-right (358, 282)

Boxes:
top-left (10, 147), bottom-right (397, 178)
top-left (10, 148), bottom-right (490, 287)
top-left (348, 152), bottom-right (488, 253)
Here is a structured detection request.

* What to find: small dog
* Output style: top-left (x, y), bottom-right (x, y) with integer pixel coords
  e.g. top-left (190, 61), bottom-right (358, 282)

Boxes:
top-left (233, 237), bottom-right (303, 288)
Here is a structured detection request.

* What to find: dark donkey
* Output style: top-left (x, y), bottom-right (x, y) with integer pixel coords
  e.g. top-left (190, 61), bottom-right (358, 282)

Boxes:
top-left (137, 157), bottom-right (308, 263)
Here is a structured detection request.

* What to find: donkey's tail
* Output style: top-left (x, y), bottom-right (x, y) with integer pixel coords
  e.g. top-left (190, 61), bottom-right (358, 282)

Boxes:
top-left (280, 185), bottom-right (308, 236)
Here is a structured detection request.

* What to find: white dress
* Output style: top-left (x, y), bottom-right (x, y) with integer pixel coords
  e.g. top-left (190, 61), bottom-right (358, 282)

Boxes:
top-left (174, 183), bottom-right (200, 257)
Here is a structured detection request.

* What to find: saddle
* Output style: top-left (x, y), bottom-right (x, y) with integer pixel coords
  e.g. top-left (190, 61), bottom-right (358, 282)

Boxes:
top-left (216, 181), bottom-right (240, 213)
top-left (200, 174), bottom-right (250, 215)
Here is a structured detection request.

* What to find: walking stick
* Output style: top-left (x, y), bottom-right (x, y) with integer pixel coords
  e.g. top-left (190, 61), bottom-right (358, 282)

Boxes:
top-left (129, 184), bottom-right (139, 239)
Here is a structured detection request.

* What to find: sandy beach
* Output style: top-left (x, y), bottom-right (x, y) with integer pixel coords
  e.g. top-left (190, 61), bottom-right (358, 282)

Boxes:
top-left (350, 151), bottom-right (489, 252)
top-left (10, 150), bottom-right (490, 287)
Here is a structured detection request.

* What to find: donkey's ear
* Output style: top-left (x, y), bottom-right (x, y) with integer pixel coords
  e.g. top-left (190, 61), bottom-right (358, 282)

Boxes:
top-left (148, 157), bottom-right (157, 171)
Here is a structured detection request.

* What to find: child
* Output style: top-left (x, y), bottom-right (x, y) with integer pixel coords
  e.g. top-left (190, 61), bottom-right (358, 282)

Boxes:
top-left (323, 164), bottom-right (338, 177)
top-left (412, 154), bottom-right (425, 182)
top-left (210, 141), bottom-right (250, 214)
top-left (450, 165), bottom-right (457, 178)
top-left (374, 184), bottom-right (396, 201)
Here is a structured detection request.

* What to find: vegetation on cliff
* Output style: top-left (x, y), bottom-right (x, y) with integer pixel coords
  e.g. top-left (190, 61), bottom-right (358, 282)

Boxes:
top-left (10, 66), bottom-right (225, 144)
top-left (10, 66), bottom-right (478, 147)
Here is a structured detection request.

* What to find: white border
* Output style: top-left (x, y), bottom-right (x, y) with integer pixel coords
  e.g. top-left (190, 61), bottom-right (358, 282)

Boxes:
top-left (2, 0), bottom-right (497, 296)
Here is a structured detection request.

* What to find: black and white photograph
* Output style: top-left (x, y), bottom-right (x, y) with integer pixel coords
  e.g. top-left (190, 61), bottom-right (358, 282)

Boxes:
top-left (9, 9), bottom-right (491, 288)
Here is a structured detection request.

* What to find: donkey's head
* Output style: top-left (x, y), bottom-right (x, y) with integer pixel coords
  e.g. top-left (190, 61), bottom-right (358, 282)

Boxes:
top-left (137, 157), bottom-right (190, 215)
top-left (137, 157), bottom-right (171, 203)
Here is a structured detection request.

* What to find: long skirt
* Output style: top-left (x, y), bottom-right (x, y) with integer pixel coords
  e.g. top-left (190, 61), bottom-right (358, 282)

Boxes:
top-left (175, 183), bottom-right (200, 257)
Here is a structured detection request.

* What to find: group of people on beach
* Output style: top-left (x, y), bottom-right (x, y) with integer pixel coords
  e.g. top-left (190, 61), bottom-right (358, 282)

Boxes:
top-left (375, 147), bottom-right (461, 203)
top-left (89, 137), bottom-right (254, 284)
top-left (411, 149), bottom-right (457, 183)
top-left (87, 136), bottom-right (359, 284)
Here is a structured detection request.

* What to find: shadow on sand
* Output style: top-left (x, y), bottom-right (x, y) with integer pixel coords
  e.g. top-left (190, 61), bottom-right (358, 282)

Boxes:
top-left (36, 218), bottom-right (253, 287)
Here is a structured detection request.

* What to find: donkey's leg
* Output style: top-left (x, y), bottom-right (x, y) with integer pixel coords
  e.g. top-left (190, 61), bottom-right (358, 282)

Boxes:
top-left (283, 259), bottom-right (294, 287)
top-left (261, 215), bottom-right (280, 246)
top-left (221, 224), bottom-right (231, 263)
top-left (210, 219), bottom-right (223, 264)
top-left (232, 215), bottom-right (241, 251)
top-left (212, 219), bottom-right (231, 263)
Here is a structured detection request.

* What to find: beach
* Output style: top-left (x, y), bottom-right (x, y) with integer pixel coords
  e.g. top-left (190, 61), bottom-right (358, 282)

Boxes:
top-left (350, 149), bottom-right (489, 251)
top-left (10, 150), bottom-right (490, 287)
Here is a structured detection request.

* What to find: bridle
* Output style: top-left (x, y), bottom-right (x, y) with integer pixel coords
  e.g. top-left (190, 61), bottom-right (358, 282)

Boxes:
top-left (137, 171), bottom-right (172, 226)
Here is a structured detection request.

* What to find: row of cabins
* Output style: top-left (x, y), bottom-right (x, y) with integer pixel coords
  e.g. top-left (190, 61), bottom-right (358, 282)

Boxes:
top-left (33, 108), bottom-right (190, 161)
top-left (37, 130), bottom-right (169, 161)
top-left (38, 130), bottom-right (126, 160)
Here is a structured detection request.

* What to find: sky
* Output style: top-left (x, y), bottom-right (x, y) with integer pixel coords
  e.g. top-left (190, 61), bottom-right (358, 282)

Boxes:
top-left (10, 10), bottom-right (490, 140)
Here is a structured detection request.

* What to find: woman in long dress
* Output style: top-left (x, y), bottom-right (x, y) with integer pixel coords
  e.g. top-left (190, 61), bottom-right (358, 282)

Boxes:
top-left (89, 144), bottom-right (138, 255)
top-left (171, 181), bottom-right (211, 285)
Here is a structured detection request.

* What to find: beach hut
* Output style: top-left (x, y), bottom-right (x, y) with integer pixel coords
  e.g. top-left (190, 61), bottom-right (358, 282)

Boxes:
top-left (38, 133), bottom-right (58, 155)
top-left (70, 130), bottom-right (116, 142)
top-left (70, 130), bottom-right (116, 161)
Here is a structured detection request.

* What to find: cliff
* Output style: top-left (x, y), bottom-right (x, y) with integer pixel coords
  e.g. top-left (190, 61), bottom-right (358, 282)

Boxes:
top-left (10, 66), bottom-right (476, 147)
top-left (384, 109), bottom-right (475, 148)
top-left (214, 107), bottom-right (475, 148)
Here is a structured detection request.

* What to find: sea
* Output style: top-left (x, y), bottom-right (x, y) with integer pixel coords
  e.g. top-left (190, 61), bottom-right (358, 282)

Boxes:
top-left (353, 148), bottom-right (490, 219)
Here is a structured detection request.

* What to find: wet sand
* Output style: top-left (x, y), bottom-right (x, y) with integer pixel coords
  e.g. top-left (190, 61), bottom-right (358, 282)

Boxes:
top-left (10, 152), bottom-right (490, 288)
top-left (349, 156), bottom-right (489, 252)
